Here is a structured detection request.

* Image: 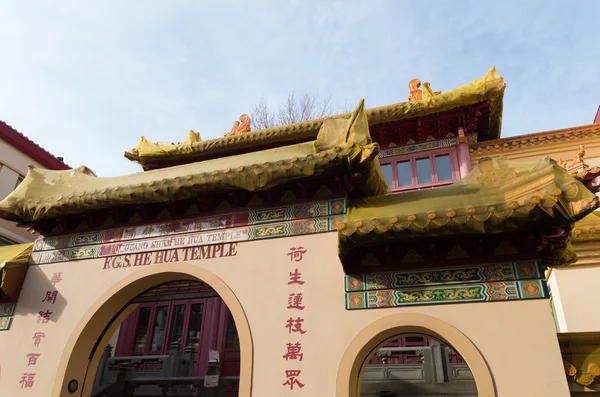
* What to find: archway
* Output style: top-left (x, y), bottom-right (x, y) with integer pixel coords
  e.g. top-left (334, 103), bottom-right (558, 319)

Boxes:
top-left (336, 313), bottom-right (495, 397)
top-left (360, 333), bottom-right (476, 396)
top-left (51, 262), bottom-right (253, 397)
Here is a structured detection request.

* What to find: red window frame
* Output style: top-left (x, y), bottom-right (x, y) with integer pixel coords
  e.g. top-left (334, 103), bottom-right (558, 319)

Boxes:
top-left (125, 299), bottom-right (208, 356)
top-left (114, 297), bottom-right (241, 377)
top-left (379, 147), bottom-right (460, 192)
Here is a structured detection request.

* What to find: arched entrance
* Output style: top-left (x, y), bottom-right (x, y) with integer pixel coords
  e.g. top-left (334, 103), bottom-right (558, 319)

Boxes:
top-left (51, 263), bottom-right (253, 397)
top-left (360, 333), bottom-right (476, 396)
top-left (336, 313), bottom-right (495, 397)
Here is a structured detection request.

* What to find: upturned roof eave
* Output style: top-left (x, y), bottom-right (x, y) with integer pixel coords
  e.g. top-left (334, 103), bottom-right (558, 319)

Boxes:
top-left (0, 100), bottom-right (390, 225)
top-left (337, 157), bottom-right (600, 268)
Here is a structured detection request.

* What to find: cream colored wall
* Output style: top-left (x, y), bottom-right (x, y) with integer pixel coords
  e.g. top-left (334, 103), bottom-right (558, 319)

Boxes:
top-left (0, 138), bottom-right (45, 243)
top-left (548, 263), bottom-right (600, 333)
top-left (0, 232), bottom-right (569, 396)
top-left (549, 240), bottom-right (600, 334)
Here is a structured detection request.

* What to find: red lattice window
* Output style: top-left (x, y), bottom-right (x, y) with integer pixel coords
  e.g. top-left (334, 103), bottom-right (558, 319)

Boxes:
top-left (125, 300), bottom-right (205, 356)
top-left (380, 148), bottom-right (460, 192)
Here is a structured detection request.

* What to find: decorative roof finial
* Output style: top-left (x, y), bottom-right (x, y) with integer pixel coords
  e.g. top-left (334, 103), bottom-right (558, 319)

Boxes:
top-left (408, 79), bottom-right (441, 102)
top-left (225, 114), bottom-right (251, 137)
top-left (558, 145), bottom-right (590, 174)
top-left (408, 78), bottom-right (423, 101)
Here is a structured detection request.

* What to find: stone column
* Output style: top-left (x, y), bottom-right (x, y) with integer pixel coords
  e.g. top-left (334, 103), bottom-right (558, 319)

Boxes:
top-left (92, 344), bottom-right (113, 391)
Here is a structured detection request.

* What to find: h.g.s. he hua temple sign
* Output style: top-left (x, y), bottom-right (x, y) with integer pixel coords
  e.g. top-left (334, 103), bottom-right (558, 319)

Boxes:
top-left (102, 242), bottom-right (239, 270)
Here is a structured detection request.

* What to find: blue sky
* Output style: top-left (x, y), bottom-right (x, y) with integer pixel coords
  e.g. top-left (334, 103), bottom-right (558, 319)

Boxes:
top-left (1, 1), bottom-right (598, 176)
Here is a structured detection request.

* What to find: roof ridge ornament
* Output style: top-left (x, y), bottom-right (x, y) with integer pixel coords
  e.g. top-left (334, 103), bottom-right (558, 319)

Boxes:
top-left (408, 78), bottom-right (441, 102)
top-left (558, 145), bottom-right (589, 174)
top-left (225, 114), bottom-right (251, 137)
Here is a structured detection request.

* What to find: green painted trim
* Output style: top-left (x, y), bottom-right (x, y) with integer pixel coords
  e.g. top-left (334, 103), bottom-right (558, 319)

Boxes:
top-left (345, 279), bottom-right (548, 309)
top-left (345, 260), bottom-right (544, 292)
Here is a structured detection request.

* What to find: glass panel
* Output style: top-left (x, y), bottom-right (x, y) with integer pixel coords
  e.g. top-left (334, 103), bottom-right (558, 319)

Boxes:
top-left (435, 154), bottom-right (453, 181)
top-left (168, 304), bottom-right (187, 347)
top-left (416, 158), bottom-right (432, 184)
top-left (395, 161), bottom-right (412, 187)
top-left (187, 303), bottom-right (204, 350)
top-left (133, 307), bottom-right (152, 353)
top-left (225, 312), bottom-right (240, 349)
top-left (150, 306), bottom-right (169, 352)
top-left (381, 163), bottom-right (393, 187)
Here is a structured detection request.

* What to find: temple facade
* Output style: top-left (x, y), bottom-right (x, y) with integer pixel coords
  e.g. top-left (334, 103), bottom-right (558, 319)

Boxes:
top-left (1, 67), bottom-right (599, 397)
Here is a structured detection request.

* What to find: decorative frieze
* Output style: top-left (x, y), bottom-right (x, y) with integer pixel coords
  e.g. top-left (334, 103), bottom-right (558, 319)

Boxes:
top-left (345, 280), bottom-right (547, 310)
top-left (33, 199), bottom-right (346, 253)
top-left (30, 215), bottom-right (343, 266)
top-left (344, 260), bottom-right (547, 310)
top-left (345, 260), bottom-right (543, 292)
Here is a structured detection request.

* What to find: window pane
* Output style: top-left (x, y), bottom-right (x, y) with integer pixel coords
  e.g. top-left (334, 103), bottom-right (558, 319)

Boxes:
top-left (225, 312), bottom-right (240, 349)
top-left (416, 158), bottom-right (432, 184)
top-left (187, 303), bottom-right (204, 350)
top-left (435, 154), bottom-right (453, 181)
top-left (396, 161), bottom-right (412, 186)
top-left (133, 307), bottom-right (152, 353)
top-left (381, 163), bottom-right (393, 187)
top-left (150, 306), bottom-right (169, 352)
top-left (168, 304), bottom-right (187, 347)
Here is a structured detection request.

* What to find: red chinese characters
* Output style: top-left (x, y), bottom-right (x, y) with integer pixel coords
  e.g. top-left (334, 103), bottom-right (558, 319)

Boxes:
top-left (50, 272), bottom-right (62, 286)
top-left (287, 293), bottom-right (305, 310)
top-left (288, 269), bottom-right (305, 285)
top-left (32, 332), bottom-right (46, 347)
top-left (285, 317), bottom-right (307, 335)
top-left (22, 273), bottom-right (64, 387)
top-left (42, 291), bottom-right (58, 304)
top-left (283, 247), bottom-right (308, 390)
top-left (282, 342), bottom-right (303, 361)
top-left (36, 310), bottom-right (52, 324)
top-left (26, 353), bottom-right (40, 366)
top-left (282, 369), bottom-right (305, 390)
top-left (287, 247), bottom-right (307, 262)
top-left (37, 310), bottom-right (52, 324)
top-left (19, 373), bottom-right (35, 388)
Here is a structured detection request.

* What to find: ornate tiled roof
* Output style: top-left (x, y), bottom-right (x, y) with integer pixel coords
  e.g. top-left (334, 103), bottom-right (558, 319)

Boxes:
top-left (337, 157), bottom-right (599, 268)
top-left (126, 67), bottom-right (505, 169)
top-left (0, 101), bottom-right (389, 224)
top-left (0, 243), bottom-right (32, 302)
top-left (571, 212), bottom-right (600, 241)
